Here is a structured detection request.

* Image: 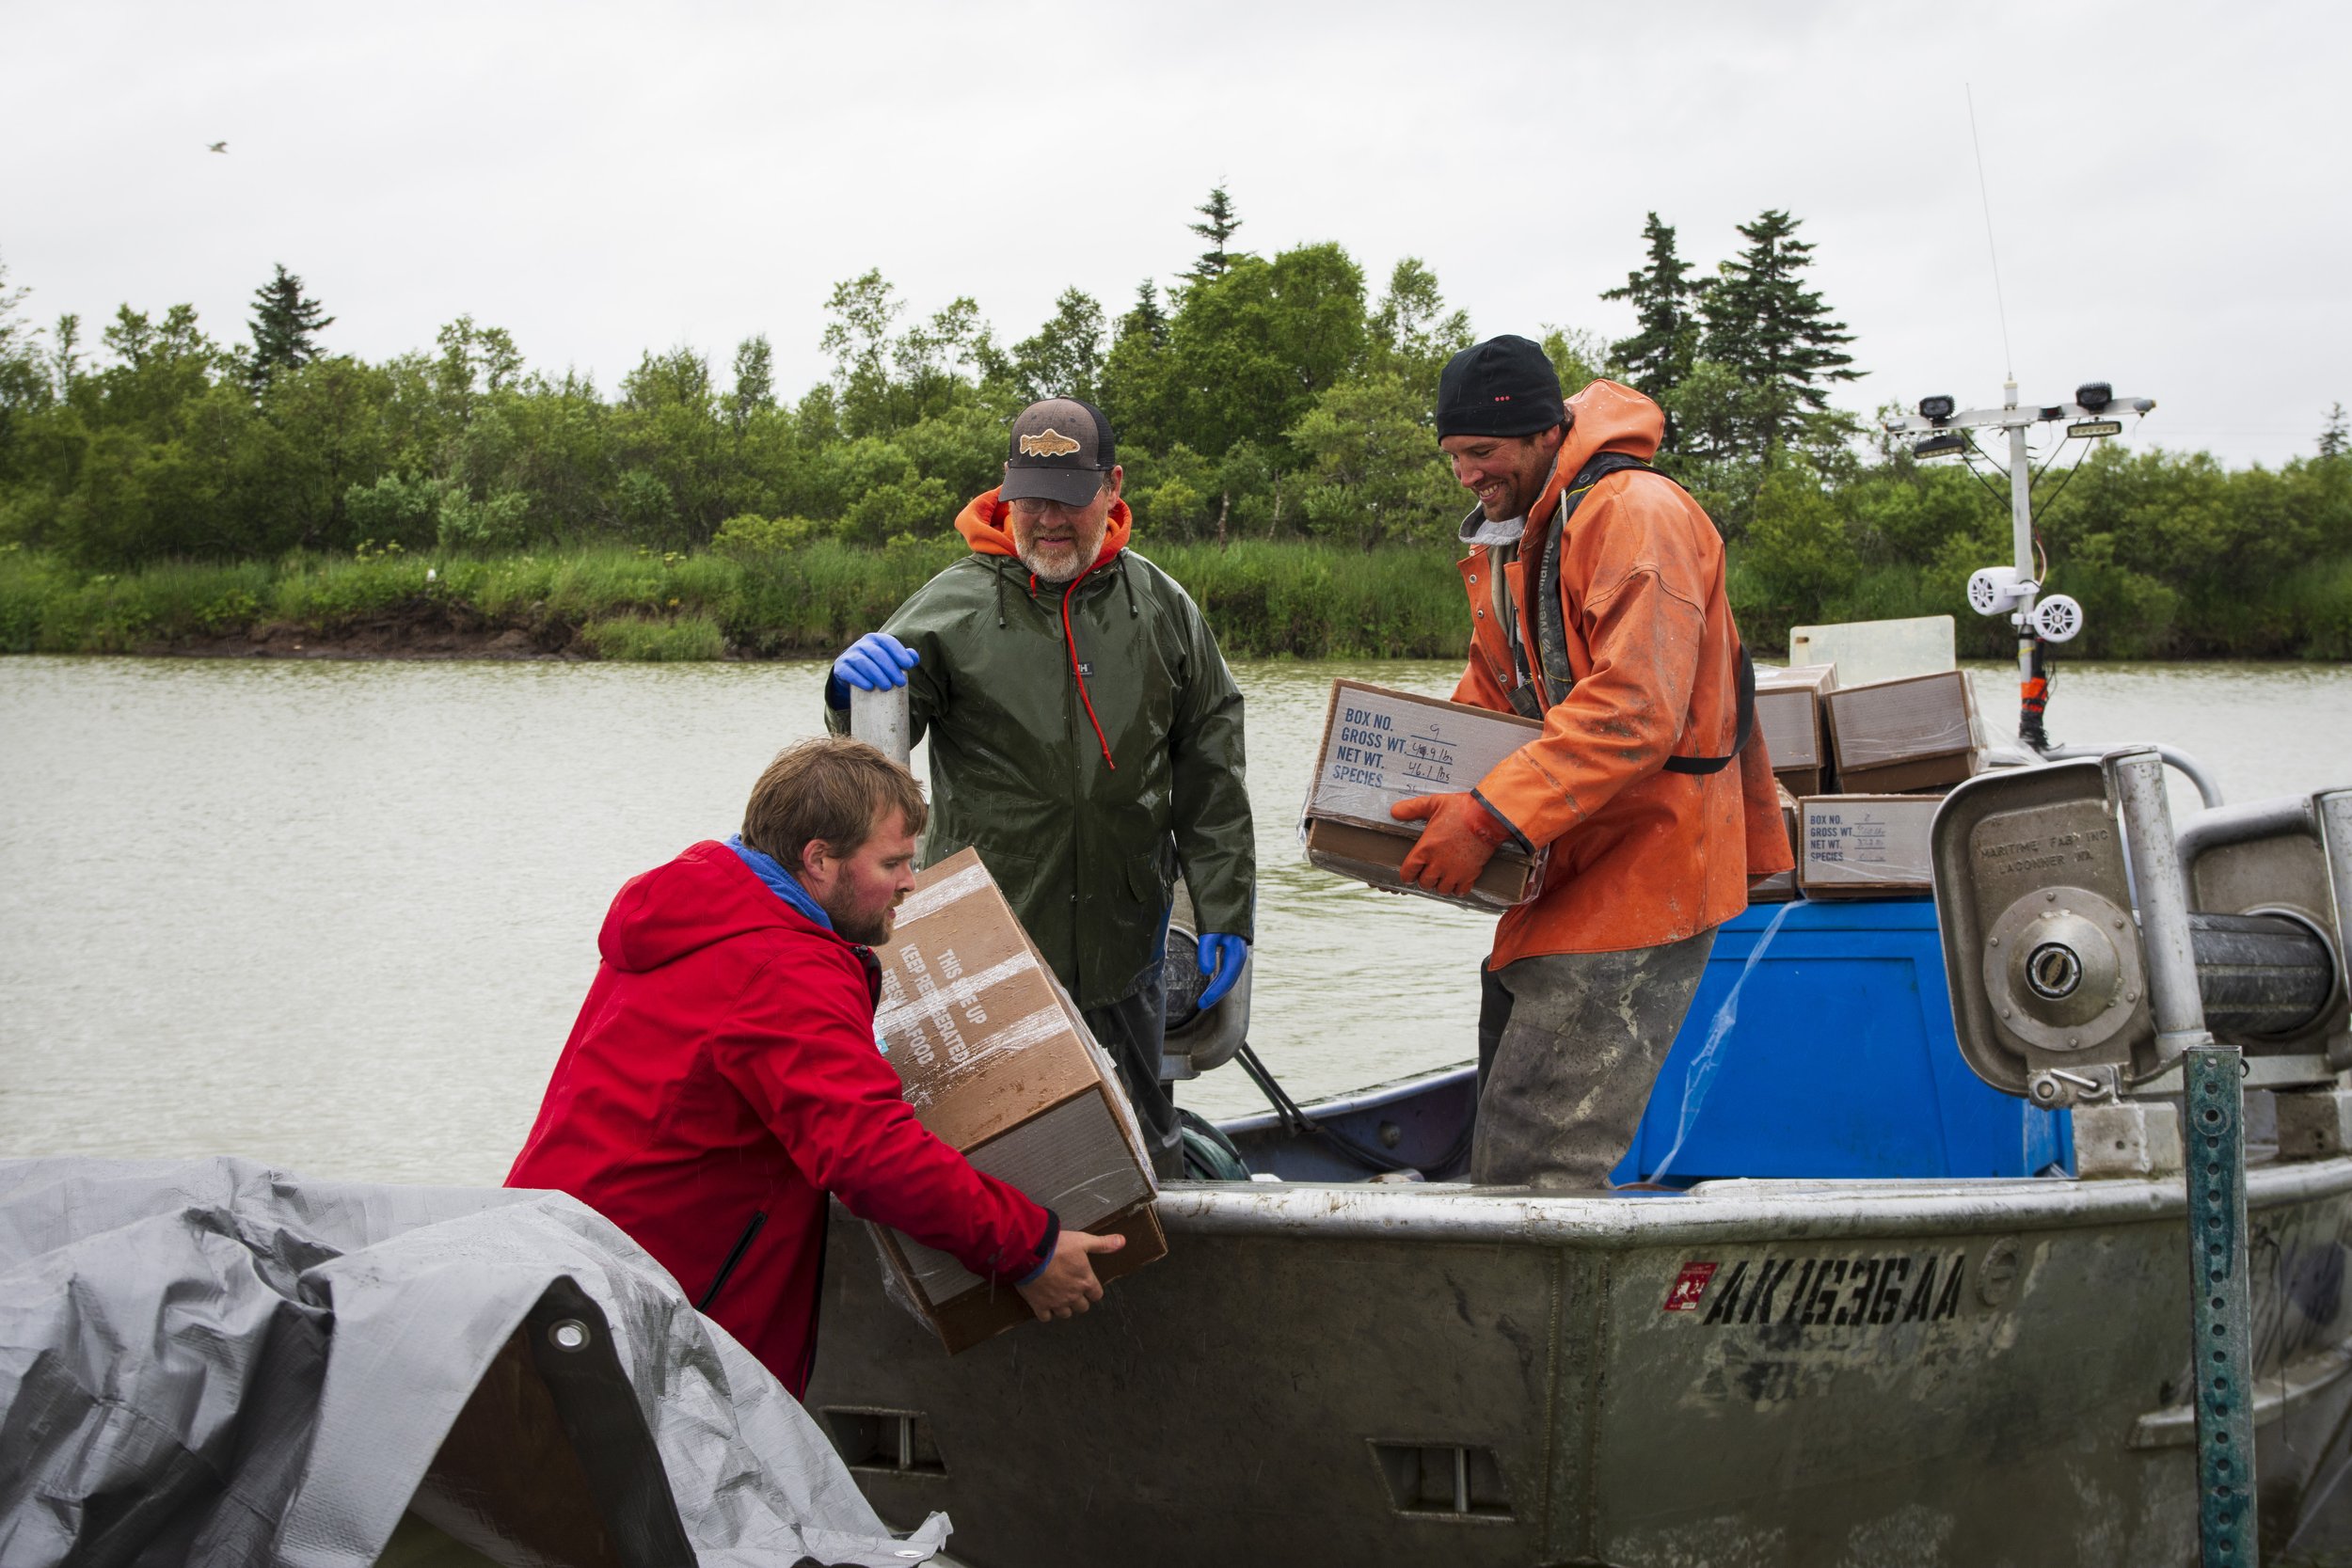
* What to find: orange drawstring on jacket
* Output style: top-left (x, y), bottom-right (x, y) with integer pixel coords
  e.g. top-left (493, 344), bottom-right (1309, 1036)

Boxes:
top-left (1036, 569), bottom-right (1117, 771)
top-left (1063, 573), bottom-right (1115, 775)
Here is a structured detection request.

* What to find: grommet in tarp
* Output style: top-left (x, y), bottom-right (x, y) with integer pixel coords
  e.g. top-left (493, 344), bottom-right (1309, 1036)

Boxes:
top-left (548, 1318), bottom-right (591, 1352)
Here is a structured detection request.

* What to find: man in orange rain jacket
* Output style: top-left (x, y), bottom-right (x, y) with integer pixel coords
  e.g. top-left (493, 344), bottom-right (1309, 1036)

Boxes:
top-left (1391, 336), bottom-right (1793, 1190)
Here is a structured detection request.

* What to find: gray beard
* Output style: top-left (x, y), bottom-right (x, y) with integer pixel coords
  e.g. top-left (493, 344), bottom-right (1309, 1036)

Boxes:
top-left (1015, 530), bottom-right (1105, 584)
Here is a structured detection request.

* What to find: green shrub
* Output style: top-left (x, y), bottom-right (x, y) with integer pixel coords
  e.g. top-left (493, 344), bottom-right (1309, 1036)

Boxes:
top-left (436, 487), bottom-right (532, 552)
top-left (2288, 556), bottom-right (2352, 659)
top-left (272, 555), bottom-right (434, 626)
top-left (577, 613), bottom-right (726, 661)
top-left (710, 514), bottom-right (835, 558)
top-left (343, 473), bottom-right (453, 552)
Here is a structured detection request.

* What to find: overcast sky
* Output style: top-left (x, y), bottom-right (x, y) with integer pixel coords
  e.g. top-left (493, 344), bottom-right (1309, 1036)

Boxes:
top-left (5, 2), bottom-right (2344, 467)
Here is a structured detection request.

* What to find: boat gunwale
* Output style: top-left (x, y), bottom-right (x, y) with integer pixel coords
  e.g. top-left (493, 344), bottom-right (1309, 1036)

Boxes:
top-left (1157, 1155), bottom-right (2352, 1248)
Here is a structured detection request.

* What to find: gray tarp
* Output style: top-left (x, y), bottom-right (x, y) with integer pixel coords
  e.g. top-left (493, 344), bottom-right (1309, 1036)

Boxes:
top-left (0, 1156), bottom-right (949, 1567)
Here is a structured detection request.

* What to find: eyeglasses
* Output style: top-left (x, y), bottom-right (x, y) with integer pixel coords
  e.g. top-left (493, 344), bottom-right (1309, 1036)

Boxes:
top-left (1008, 495), bottom-right (1094, 518)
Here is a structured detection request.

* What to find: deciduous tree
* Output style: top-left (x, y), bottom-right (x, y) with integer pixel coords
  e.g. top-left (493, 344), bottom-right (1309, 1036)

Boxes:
top-left (1011, 288), bottom-right (1106, 404)
top-left (1289, 374), bottom-right (1457, 549)
top-left (729, 335), bottom-right (774, 434)
top-left (1368, 259), bottom-right (1470, 404)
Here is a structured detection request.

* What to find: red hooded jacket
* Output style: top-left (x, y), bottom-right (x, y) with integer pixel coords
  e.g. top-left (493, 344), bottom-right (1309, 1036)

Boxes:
top-left (506, 841), bottom-right (1053, 1395)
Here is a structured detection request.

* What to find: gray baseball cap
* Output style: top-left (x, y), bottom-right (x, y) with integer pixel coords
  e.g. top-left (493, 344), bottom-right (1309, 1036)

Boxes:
top-left (1002, 398), bottom-right (1117, 506)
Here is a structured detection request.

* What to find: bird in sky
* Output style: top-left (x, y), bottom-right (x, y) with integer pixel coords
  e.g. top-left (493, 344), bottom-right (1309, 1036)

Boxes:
top-left (207, 141), bottom-right (228, 153)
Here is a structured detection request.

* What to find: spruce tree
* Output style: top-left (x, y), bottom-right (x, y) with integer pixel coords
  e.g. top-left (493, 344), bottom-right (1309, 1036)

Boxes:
top-left (246, 263), bottom-right (334, 392)
top-left (1185, 185), bottom-right (1244, 283)
top-left (2321, 402), bottom-right (2348, 460)
top-left (1698, 210), bottom-right (1858, 454)
top-left (1600, 213), bottom-right (1701, 402)
top-left (1121, 279), bottom-right (1169, 350)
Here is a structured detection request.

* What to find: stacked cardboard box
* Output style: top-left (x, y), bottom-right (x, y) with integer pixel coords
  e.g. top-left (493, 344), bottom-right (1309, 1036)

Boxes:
top-left (1823, 670), bottom-right (1983, 795)
top-left (1301, 680), bottom-right (1545, 911)
top-left (1749, 780), bottom-right (1803, 903)
top-left (1796, 795), bottom-right (1941, 898)
top-left (1755, 662), bottom-right (1838, 796)
top-left (867, 848), bottom-right (1165, 1353)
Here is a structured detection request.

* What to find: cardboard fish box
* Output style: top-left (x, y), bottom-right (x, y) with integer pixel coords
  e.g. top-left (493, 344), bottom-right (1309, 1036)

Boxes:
top-left (1749, 782), bottom-right (1804, 905)
top-left (867, 848), bottom-right (1164, 1353)
top-left (1797, 795), bottom-right (1942, 898)
top-left (1755, 662), bottom-right (1837, 773)
top-left (1825, 671), bottom-right (1984, 795)
top-left (1837, 752), bottom-right (1986, 795)
top-left (1301, 679), bottom-right (1544, 911)
top-left (1773, 765), bottom-right (1827, 799)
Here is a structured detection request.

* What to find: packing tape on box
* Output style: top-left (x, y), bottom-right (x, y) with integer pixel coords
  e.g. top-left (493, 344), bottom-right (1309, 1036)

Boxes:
top-left (894, 862), bottom-right (993, 926)
top-left (1804, 858), bottom-right (1931, 887)
top-left (1848, 715), bottom-right (1976, 761)
top-left (874, 949), bottom-right (1041, 1037)
top-left (887, 1005), bottom-right (1070, 1105)
top-left (1829, 678), bottom-right (1982, 768)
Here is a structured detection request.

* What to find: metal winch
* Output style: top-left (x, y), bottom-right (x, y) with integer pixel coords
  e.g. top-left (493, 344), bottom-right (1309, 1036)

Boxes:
top-left (1931, 754), bottom-right (2352, 1107)
top-left (1932, 751), bottom-right (2352, 1562)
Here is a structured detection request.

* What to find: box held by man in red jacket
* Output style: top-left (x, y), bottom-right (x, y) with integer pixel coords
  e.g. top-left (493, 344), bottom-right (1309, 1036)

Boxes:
top-left (868, 847), bottom-right (1167, 1352)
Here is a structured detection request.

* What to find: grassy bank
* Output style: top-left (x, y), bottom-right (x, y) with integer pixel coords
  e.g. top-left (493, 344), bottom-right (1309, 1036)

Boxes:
top-left (0, 540), bottom-right (1471, 661)
top-left (5, 540), bottom-right (2347, 662)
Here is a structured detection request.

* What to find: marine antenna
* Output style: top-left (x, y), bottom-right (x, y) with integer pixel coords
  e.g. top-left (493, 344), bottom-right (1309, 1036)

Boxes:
top-left (1884, 98), bottom-right (2158, 761)
top-left (1964, 85), bottom-right (2016, 384)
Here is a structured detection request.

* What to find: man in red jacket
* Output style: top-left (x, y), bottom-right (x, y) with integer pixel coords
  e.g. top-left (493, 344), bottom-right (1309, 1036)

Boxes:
top-left (508, 736), bottom-right (1122, 1396)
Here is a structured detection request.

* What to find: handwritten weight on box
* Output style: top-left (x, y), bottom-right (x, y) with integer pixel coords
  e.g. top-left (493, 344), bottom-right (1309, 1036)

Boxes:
top-left (1307, 680), bottom-right (1541, 830)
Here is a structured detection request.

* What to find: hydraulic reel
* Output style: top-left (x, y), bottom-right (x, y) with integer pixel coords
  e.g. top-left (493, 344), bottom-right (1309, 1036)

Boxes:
top-left (1931, 752), bottom-right (2352, 1107)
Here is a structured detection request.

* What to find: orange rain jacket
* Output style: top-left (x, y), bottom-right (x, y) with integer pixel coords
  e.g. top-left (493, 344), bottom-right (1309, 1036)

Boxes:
top-left (1454, 380), bottom-right (1793, 967)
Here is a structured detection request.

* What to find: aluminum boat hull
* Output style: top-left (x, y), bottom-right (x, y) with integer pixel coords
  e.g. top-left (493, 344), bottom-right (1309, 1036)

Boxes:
top-left (806, 1069), bottom-right (2352, 1567)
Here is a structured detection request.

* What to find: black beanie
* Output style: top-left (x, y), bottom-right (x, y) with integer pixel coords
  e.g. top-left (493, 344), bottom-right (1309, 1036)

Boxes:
top-left (1436, 335), bottom-right (1565, 438)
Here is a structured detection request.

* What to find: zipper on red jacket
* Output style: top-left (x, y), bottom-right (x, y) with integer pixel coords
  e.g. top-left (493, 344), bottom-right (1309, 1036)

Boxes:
top-left (794, 1205), bottom-right (829, 1400)
top-left (696, 1209), bottom-right (767, 1311)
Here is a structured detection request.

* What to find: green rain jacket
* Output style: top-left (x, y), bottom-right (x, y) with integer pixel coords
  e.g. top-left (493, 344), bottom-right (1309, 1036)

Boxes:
top-left (825, 487), bottom-right (1254, 1009)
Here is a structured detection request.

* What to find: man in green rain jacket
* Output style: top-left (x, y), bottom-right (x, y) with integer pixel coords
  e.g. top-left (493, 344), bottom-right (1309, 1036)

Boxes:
top-left (825, 397), bottom-right (1255, 1178)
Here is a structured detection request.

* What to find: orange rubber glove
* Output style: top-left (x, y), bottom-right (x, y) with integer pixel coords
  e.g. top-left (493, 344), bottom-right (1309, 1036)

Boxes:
top-left (1391, 791), bottom-right (1519, 898)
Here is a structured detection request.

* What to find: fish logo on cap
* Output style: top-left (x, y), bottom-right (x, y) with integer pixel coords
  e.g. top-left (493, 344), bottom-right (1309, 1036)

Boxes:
top-left (1019, 429), bottom-right (1083, 458)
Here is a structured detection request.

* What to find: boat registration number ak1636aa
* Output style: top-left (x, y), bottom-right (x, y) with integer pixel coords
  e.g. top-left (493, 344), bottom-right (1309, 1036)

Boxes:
top-left (1663, 1251), bottom-right (1979, 1328)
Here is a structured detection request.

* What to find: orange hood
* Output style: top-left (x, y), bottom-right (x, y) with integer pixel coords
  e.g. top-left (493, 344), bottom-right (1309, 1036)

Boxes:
top-left (1534, 379), bottom-right (1667, 521)
top-left (954, 487), bottom-right (1133, 571)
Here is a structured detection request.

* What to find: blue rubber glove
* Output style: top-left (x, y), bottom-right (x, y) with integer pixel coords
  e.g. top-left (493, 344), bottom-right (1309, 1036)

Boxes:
top-left (828, 632), bottom-right (918, 707)
top-left (1196, 932), bottom-right (1249, 1010)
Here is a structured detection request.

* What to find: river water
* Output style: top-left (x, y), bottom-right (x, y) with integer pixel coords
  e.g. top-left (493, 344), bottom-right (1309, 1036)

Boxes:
top-left (4, 656), bottom-right (2350, 1187)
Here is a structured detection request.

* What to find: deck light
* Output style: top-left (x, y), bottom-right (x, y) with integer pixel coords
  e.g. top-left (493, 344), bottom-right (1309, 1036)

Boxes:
top-left (1918, 395), bottom-right (1956, 421)
top-left (1914, 432), bottom-right (1966, 459)
top-left (2068, 420), bottom-right (2123, 439)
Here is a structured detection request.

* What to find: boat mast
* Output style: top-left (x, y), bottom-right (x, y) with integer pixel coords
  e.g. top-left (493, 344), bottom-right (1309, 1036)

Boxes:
top-left (1882, 386), bottom-right (2151, 749)
top-left (2000, 380), bottom-right (2045, 749)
